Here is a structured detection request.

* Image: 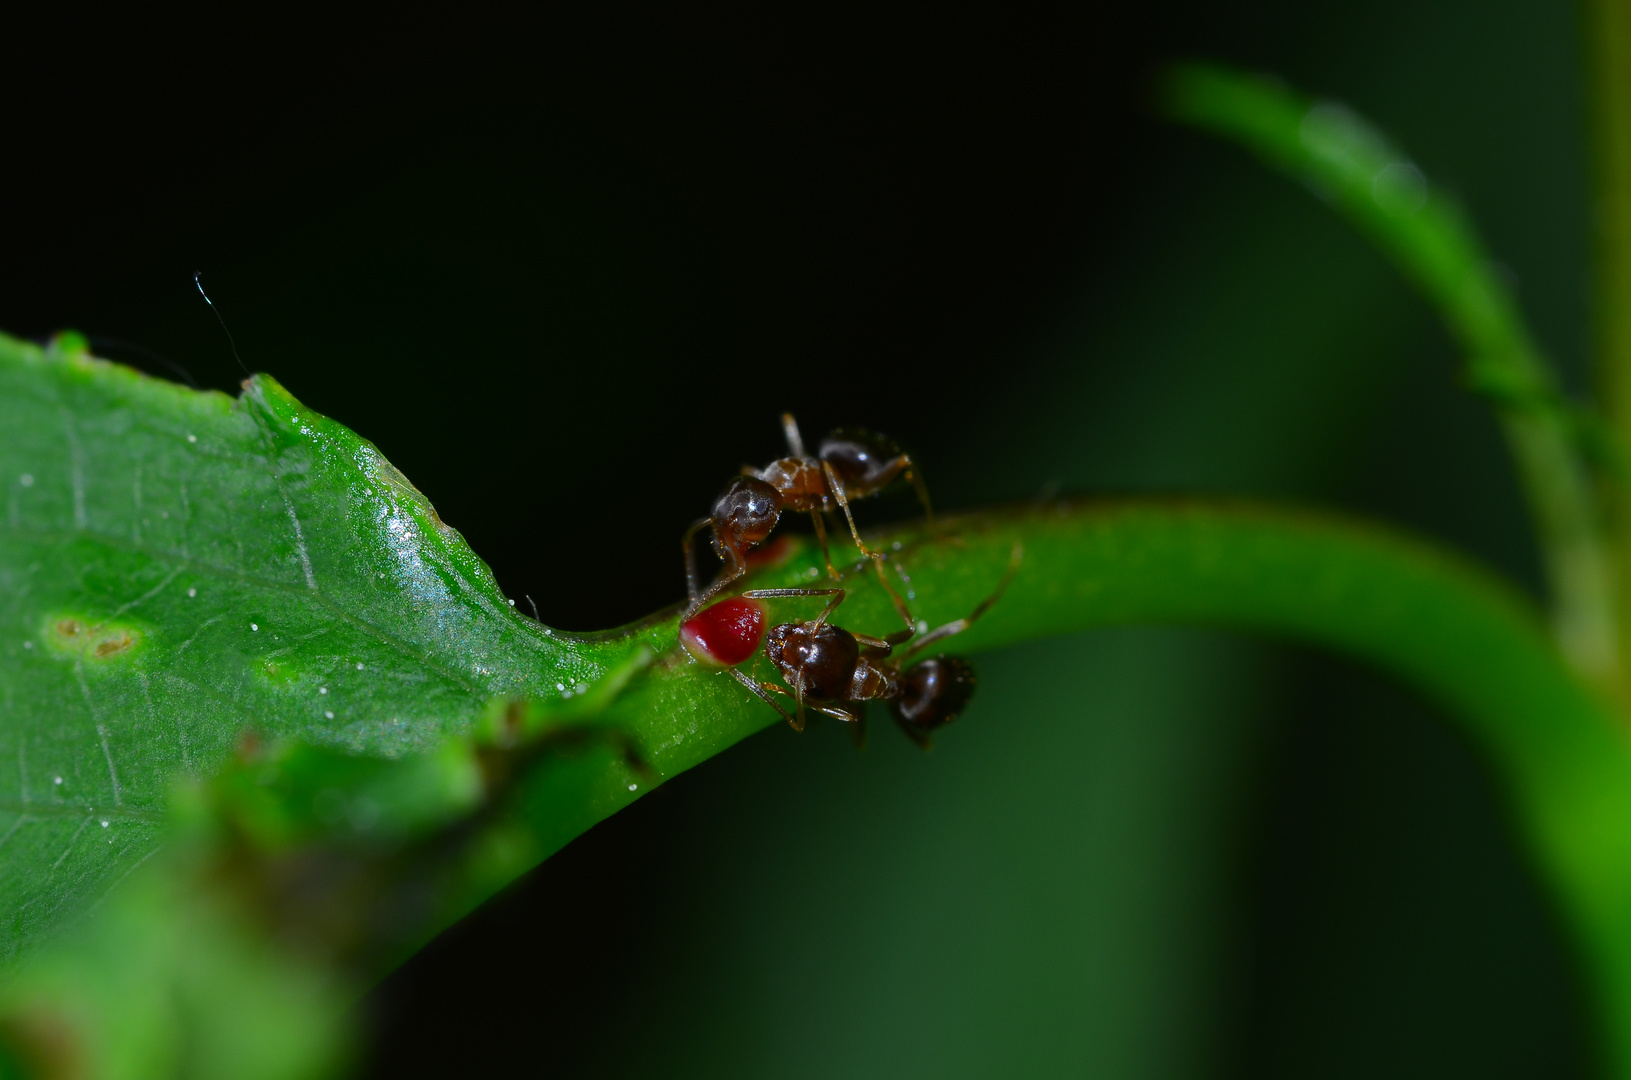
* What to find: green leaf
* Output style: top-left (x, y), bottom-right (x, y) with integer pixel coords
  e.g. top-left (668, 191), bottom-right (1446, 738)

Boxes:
top-left (0, 331), bottom-right (654, 964)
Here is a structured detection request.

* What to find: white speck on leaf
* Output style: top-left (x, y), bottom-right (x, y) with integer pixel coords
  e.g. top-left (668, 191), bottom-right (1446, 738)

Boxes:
top-left (187, 434), bottom-right (197, 443)
top-left (187, 587), bottom-right (196, 597)
top-left (556, 683), bottom-right (565, 691)
top-left (628, 784), bottom-right (638, 791)
top-left (22, 641), bottom-right (31, 650)
top-left (52, 777), bottom-right (61, 785)
top-left (319, 687), bottom-right (328, 695)
top-left (18, 474), bottom-right (32, 487)
top-left (324, 710), bottom-right (335, 719)
top-left (100, 820), bottom-right (108, 828)
top-left (250, 623), bottom-right (259, 631)
top-left (356, 662), bottom-right (364, 670)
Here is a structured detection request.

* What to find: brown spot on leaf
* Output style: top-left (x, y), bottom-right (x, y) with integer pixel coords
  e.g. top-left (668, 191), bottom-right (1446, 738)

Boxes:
top-left (235, 729), bottom-right (263, 761)
top-left (93, 631), bottom-right (134, 658)
top-left (53, 619), bottom-right (85, 640)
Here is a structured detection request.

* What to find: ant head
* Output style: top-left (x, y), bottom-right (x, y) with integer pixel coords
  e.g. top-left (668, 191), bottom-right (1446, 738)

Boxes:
top-left (680, 597), bottom-right (766, 667)
top-left (818, 427), bottom-right (900, 488)
top-left (712, 477), bottom-right (783, 550)
top-left (764, 621), bottom-right (860, 701)
top-left (891, 656), bottom-right (976, 734)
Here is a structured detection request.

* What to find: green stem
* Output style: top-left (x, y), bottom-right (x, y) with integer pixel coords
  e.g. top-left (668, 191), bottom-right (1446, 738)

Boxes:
top-left (445, 502), bottom-right (1631, 1074)
top-left (1591, 0), bottom-right (1631, 681)
top-left (1163, 64), bottom-right (1623, 693)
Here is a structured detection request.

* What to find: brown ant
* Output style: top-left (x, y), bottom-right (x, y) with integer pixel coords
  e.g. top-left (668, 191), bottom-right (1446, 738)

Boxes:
top-left (681, 414), bottom-right (932, 620)
top-left (700, 546), bottom-right (1018, 748)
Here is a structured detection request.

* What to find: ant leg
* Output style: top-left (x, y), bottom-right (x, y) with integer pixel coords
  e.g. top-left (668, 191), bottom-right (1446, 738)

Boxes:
top-left (861, 453), bottom-right (935, 525)
top-left (893, 716), bottom-right (934, 751)
top-left (900, 543), bottom-right (1023, 660)
top-left (849, 711), bottom-right (869, 750)
top-left (820, 461), bottom-right (915, 633)
top-left (821, 460), bottom-right (882, 558)
top-left (867, 561), bottom-right (916, 634)
top-left (686, 548), bottom-right (749, 619)
top-left (809, 510), bottom-right (840, 580)
top-left (870, 559), bottom-right (915, 633)
top-left (781, 412), bottom-right (807, 458)
top-left (852, 630), bottom-right (899, 659)
top-left (682, 517), bottom-right (713, 608)
top-left (729, 668), bottom-right (798, 728)
top-left (742, 587), bottom-right (846, 627)
top-left (901, 454), bottom-right (934, 525)
top-left (758, 680), bottom-right (861, 726)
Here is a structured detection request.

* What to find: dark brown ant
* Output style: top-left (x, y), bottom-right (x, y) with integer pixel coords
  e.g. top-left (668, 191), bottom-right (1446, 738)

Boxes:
top-left (681, 414), bottom-right (932, 620)
top-left (719, 547), bottom-right (1019, 748)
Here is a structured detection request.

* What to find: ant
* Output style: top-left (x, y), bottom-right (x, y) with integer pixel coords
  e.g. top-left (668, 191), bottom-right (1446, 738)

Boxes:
top-left (681, 414), bottom-right (932, 620)
top-left (678, 547), bottom-right (1019, 748)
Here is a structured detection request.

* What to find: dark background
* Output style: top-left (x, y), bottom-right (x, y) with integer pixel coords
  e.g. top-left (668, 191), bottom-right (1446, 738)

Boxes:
top-left (0, 3), bottom-right (1597, 1074)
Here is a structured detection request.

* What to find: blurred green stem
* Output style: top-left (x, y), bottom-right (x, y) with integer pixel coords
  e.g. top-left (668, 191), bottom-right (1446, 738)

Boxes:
top-left (1164, 64), bottom-right (1624, 695)
top-left (1590, 0), bottom-right (1631, 680)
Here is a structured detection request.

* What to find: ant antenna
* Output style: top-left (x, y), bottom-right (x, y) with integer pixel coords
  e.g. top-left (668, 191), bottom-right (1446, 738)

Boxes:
top-left (193, 272), bottom-right (251, 378)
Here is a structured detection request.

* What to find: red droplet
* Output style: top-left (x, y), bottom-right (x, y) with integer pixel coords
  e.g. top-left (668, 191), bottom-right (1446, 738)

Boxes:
top-left (680, 597), bottom-right (766, 667)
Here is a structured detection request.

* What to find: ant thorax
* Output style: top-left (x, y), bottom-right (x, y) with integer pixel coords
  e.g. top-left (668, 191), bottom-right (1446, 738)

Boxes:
top-left (756, 457), bottom-right (829, 512)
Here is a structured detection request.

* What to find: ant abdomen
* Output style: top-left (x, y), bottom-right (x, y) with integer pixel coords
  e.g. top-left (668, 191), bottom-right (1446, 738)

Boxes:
top-left (818, 428), bottom-right (905, 492)
top-left (890, 656), bottom-right (977, 738)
